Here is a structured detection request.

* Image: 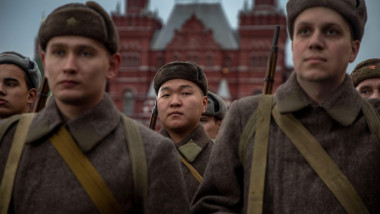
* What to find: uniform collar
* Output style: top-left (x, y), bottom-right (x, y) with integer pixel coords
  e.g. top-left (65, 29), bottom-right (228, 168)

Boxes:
top-left (160, 124), bottom-right (211, 162)
top-left (26, 93), bottom-right (121, 152)
top-left (274, 72), bottom-right (362, 126)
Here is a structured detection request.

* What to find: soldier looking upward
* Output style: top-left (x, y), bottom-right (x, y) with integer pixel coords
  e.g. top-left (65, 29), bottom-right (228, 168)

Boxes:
top-left (191, 0), bottom-right (380, 213)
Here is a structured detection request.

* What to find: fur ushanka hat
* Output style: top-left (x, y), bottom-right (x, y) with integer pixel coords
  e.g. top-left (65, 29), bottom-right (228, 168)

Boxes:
top-left (0, 51), bottom-right (42, 89)
top-left (286, 0), bottom-right (367, 41)
top-left (38, 1), bottom-right (119, 54)
top-left (203, 91), bottom-right (227, 120)
top-left (153, 61), bottom-right (208, 96)
top-left (350, 58), bottom-right (380, 87)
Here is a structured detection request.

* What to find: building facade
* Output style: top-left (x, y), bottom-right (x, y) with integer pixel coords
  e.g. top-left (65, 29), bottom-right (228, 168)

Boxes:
top-left (109, 0), bottom-right (291, 126)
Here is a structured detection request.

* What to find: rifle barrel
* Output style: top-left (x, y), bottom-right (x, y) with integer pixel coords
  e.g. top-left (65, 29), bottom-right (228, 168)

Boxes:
top-left (149, 100), bottom-right (158, 130)
top-left (263, 25), bottom-right (280, 95)
top-left (33, 77), bottom-right (50, 112)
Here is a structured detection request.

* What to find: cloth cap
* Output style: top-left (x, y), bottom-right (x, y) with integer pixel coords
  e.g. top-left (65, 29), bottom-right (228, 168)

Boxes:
top-left (286, 0), bottom-right (367, 41)
top-left (38, 1), bottom-right (119, 54)
top-left (0, 51), bottom-right (42, 89)
top-left (153, 61), bottom-right (208, 95)
top-left (203, 91), bottom-right (227, 120)
top-left (350, 58), bottom-right (380, 87)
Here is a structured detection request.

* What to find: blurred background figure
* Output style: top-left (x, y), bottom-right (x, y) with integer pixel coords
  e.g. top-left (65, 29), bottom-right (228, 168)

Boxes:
top-left (200, 91), bottom-right (227, 140)
top-left (0, 51), bottom-right (41, 119)
top-left (351, 58), bottom-right (380, 98)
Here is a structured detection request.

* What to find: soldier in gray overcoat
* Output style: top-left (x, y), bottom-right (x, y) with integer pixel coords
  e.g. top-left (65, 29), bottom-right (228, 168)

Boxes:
top-left (0, 2), bottom-right (188, 213)
top-left (191, 0), bottom-right (380, 213)
top-left (153, 61), bottom-right (214, 202)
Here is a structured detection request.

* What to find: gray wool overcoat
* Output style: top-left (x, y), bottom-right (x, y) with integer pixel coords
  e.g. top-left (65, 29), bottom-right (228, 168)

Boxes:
top-left (0, 94), bottom-right (189, 214)
top-left (191, 73), bottom-right (380, 213)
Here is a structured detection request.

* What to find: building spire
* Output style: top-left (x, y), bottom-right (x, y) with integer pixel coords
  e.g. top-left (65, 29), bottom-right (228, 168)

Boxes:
top-left (126, 0), bottom-right (149, 14)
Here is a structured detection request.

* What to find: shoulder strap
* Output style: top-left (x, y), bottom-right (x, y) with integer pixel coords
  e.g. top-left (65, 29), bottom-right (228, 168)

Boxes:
top-left (0, 114), bottom-right (22, 142)
top-left (239, 103), bottom-right (258, 164)
top-left (179, 155), bottom-right (203, 183)
top-left (271, 106), bottom-right (369, 214)
top-left (120, 114), bottom-right (147, 213)
top-left (361, 98), bottom-right (380, 142)
top-left (246, 95), bottom-right (273, 214)
top-left (0, 113), bottom-right (35, 214)
top-left (50, 126), bottom-right (123, 214)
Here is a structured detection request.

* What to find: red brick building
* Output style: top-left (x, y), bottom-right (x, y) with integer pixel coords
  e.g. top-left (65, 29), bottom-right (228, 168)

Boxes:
top-left (109, 0), bottom-right (291, 126)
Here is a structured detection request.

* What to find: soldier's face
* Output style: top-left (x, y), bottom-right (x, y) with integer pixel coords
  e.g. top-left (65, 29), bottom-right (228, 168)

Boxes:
top-left (0, 64), bottom-right (36, 118)
top-left (43, 36), bottom-right (118, 109)
top-left (200, 115), bottom-right (222, 139)
top-left (292, 7), bottom-right (360, 87)
top-left (356, 78), bottom-right (380, 98)
top-left (157, 79), bottom-right (207, 138)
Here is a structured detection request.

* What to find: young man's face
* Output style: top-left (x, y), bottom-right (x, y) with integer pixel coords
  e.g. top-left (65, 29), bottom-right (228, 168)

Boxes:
top-left (0, 64), bottom-right (36, 118)
top-left (292, 7), bottom-right (360, 86)
top-left (157, 79), bottom-right (207, 134)
top-left (356, 78), bottom-right (380, 98)
top-left (42, 36), bottom-right (118, 108)
top-left (200, 115), bottom-right (222, 139)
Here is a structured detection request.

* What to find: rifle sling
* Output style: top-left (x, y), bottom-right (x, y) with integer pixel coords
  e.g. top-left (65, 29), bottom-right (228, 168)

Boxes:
top-left (120, 114), bottom-right (147, 213)
top-left (0, 114), bottom-right (147, 214)
top-left (271, 105), bottom-right (369, 214)
top-left (0, 114), bottom-right (35, 214)
top-left (180, 155), bottom-right (203, 183)
top-left (247, 95), bottom-right (272, 214)
top-left (50, 126), bottom-right (124, 214)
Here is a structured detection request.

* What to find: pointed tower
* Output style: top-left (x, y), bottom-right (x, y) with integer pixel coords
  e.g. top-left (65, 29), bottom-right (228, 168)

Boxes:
top-left (126, 0), bottom-right (148, 14)
top-left (237, 0), bottom-right (288, 97)
top-left (109, 0), bottom-right (162, 124)
top-left (254, 0), bottom-right (277, 11)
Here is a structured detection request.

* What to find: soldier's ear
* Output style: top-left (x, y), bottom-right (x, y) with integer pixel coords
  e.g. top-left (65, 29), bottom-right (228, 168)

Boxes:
top-left (107, 53), bottom-right (121, 79)
top-left (349, 40), bottom-right (360, 63)
top-left (202, 96), bottom-right (208, 113)
top-left (27, 88), bottom-right (38, 104)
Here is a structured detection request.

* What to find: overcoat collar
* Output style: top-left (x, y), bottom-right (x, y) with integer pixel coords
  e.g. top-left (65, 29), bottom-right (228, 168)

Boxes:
top-left (274, 72), bottom-right (363, 126)
top-left (160, 125), bottom-right (211, 162)
top-left (26, 93), bottom-right (121, 152)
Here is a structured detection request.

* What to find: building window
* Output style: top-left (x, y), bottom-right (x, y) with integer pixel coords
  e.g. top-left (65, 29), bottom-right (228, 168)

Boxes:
top-left (251, 55), bottom-right (267, 67)
top-left (157, 56), bottom-right (164, 67)
top-left (260, 56), bottom-right (268, 67)
top-left (122, 54), bottom-right (140, 68)
top-left (187, 55), bottom-right (198, 63)
top-left (207, 55), bottom-right (213, 66)
top-left (123, 90), bottom-right (134, 115)
top-left (225, 56), bottom-right (231, 68)
top-left (251, 56), bottom-right (256, 67)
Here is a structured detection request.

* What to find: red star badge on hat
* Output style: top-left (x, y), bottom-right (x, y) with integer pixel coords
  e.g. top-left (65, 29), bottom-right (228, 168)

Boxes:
top-left (369, 65), bottom-right (376, 70)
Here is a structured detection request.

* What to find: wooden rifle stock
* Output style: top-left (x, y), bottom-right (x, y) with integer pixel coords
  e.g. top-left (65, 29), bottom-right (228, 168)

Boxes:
top-left (263, 25), bottom-right (280, 94)
top-left (33, 77), bottom-right (50, 112)
top-left (149, 100), bottom-right (158, 130)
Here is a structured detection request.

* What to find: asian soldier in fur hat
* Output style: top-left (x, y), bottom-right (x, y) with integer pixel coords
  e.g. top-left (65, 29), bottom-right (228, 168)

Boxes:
top-left (192, 0), bottom-right (380, 213)
top-left (0, 51), bottom-right (41, 119)
top-left (350, 58), bottom-right (380, 98)
top-left (153, 61), bottom-right (214, 201)
top-left (0, 2), bottom-right (188, 213)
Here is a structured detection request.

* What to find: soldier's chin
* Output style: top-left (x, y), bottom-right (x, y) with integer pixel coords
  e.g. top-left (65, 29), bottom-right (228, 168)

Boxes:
top-left (56, 96), bottom-right (86, 106)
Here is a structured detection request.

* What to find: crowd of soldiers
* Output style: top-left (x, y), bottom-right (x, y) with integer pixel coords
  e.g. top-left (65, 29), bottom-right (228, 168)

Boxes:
top-left (0, 0), bottom-right (379, 213)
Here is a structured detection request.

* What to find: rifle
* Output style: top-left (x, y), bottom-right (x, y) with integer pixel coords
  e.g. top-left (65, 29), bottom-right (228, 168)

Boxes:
top-left (263, 25), bottom-right (280, 94)
top-left (149, 100), bottom-right (158, 130)
top-left (33, 77), bottom-right (50, 112)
